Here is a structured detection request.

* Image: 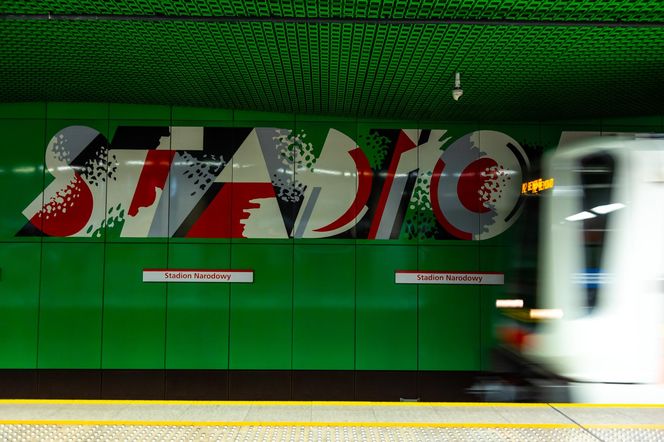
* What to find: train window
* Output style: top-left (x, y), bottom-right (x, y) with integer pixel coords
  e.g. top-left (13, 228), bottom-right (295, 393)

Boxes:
top-left (577, 152), bottom-right (616, 311)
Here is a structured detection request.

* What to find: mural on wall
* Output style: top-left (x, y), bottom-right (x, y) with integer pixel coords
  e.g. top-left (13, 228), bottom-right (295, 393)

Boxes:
top-left (17, 126), bottom-right (529, 240)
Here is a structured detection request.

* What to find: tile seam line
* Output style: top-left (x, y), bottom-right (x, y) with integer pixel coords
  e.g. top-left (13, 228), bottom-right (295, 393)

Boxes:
top-left (548, 403), bottom-right (603, 442)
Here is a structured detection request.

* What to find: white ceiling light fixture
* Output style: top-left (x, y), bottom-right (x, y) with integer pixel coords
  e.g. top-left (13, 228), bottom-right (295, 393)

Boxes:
top-left (452, 72), bottom-right (463, 101)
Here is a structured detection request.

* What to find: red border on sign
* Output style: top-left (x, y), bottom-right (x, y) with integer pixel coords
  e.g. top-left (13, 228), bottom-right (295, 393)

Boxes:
top-left (143, 269), bottom-right (253, 272)
top-left (395, 270), bottom-right (503, 275)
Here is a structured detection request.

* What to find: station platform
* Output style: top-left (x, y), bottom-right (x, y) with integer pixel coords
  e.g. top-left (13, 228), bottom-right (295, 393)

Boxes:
top-left (0, 400), bottom-right (661, 441)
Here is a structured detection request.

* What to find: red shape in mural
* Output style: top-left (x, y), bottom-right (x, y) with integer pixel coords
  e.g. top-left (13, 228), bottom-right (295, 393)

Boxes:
top-left (128, 150), bottom-right (176, 217)
top-left (430, 158), bottom-right (472, 240)
top-left (231, 183), bottom-right (277, 238)
top-left (457, 157), bottom-right (497, 214)
top-left (186, 183), bottom-right (277, 238)
top-left (186, 184), bottom-right (232, 238)
top-left (314, 148), bottom-right (373, 233)
top-left (367, 131), bottom-right (417, 239)
top-left (32, 173), bottom-right (94, 237)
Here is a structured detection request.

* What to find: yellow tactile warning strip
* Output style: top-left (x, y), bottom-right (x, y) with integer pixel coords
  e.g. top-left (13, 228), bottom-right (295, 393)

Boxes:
top-left (0, 424), bottom-right (603, 442)
top-left (0, 423), bottom-right (662, 442)
top-left (0, 400), bottom-right (661, 441)
top-left (0, 420), bottom-right (663, 429)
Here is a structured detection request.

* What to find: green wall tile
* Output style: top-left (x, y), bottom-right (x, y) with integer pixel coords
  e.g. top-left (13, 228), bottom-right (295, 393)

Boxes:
top-left (46, 102), bottom-right (109, 120)
top-left (418, 245), bottom-right (481, 370)
top-left (479, 245), bottom-right (510, 370)
top-left (102, 243), bottom-right (167, 368)
top-left (356, 245), bottom-right (417, 370)
top-left (0, 103), bottom-right (46, 119)
top-left (230, 244), bottom-right (293, 369)
top-left (38, 242), bottom-right (104, 368)
top-left (233, 110), bottom-right (293, 122)
top-left (601, 115), bottom-right (661, 127)
top-left (0, 119), bottom-right (45, 241)
top-left (546, 118), bottom-right (602, 126)
top-left (418, 119), bottom-right (478, 129)
top-left (295, 113), bottom-right (354, 123)
top-left (171, 106), bottom-right (233, 121)
top-left (166, 243), bottom-right (230, 369)
top-left (293, 244), bottom-right (355, 369)
top-left (0, 243), bottom-right (41, 368)
top-left (109, 104), bottom-right (171, 120)
top-left (600, 123), bottom-right (662, 134)
top-left (356, 119), bottom-right (407, 128)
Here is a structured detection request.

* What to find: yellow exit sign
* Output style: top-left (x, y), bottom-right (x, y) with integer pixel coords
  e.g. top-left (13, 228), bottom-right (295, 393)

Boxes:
top-left (522, 177), bottom-right (554, 194)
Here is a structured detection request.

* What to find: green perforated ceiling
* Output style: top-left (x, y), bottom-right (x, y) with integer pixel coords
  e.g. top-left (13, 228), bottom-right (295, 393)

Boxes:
top-left (1, 1), bottom-right (664, 121)
top-left (4, 1), bottom-right (664, 21)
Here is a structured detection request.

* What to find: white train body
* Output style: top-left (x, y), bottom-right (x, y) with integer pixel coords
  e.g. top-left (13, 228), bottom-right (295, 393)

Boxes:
top-left (523, 135), bottom-right (664, 403)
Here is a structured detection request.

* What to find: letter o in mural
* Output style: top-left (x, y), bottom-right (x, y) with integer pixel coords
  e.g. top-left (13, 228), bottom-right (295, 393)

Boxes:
top-left (431, 130), bottom-right (529, 240)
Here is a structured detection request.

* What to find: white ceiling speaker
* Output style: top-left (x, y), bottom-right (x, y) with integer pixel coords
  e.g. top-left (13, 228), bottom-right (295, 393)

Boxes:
top-left (452, 72), bottom-right (463, 101)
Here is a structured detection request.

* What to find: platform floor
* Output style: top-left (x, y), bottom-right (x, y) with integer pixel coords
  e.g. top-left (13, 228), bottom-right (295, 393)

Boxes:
top-left (0, 400), bottom-right (662, 441)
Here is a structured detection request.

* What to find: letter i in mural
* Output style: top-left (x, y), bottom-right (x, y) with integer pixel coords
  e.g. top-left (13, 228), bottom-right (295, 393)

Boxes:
top-left (354, 129), bottom-right (419, 239)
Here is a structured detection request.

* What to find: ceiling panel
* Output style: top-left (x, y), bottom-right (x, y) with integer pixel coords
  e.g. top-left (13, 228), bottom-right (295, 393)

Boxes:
top-left (3, 1), bottom-right (664, 22)
top-left (1, 1), bottom-right (663, 121)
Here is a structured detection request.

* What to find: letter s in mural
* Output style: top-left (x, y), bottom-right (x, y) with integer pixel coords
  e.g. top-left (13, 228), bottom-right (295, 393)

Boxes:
top-left (17, 126), bottom-right (530, 240)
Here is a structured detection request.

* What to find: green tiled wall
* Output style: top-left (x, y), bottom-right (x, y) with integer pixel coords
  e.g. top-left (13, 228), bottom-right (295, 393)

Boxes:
top-left (0, 243), bottom-right (41, 368)
top-left (102, 243), bottom-right (168, 368)
top-left (166, 243), bottom-right (231, 369)
top-left (293, 244), bottom-right (355, 369)
top-left (230, 244), bottom-right (293, 369)
top-left (418, 245), bottom-right (481, 370)
top-left (356, 245), bottom-right (417, 370)
top-left (0, 102), bottom-right (660, 371)
top-left (38, 243), bottom-right (104, 368)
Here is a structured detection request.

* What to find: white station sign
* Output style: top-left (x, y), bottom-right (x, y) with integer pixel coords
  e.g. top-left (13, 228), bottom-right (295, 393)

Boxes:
top-left (143, 269), bottom-right (253, 283)
top-left (395, 271), bottom-right (504, 285)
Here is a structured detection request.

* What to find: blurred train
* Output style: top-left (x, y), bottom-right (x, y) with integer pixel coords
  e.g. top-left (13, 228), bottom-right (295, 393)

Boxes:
top-left (492, 134), bottom-right (664, 403)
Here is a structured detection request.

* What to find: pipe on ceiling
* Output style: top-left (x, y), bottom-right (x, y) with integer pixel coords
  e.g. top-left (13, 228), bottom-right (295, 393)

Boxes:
top-left (1, 13), bottom-right (663, 28)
